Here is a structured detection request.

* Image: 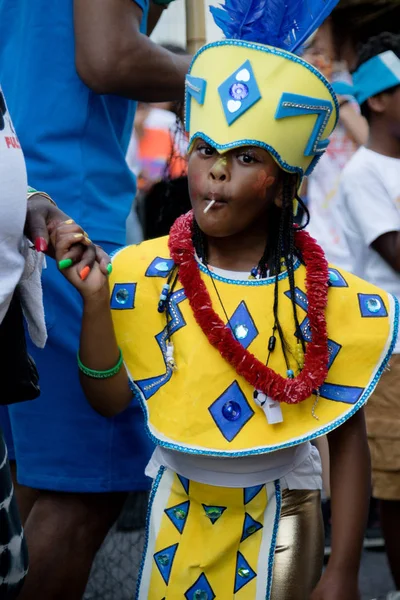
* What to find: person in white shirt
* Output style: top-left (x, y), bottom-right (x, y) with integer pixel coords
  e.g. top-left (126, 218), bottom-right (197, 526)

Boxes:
top-left (337, 33), bottom-right (400, 598)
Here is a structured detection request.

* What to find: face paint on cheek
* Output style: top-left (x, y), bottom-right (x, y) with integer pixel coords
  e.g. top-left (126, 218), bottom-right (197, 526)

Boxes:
top-left (252, 170), bottom-right (276, 193)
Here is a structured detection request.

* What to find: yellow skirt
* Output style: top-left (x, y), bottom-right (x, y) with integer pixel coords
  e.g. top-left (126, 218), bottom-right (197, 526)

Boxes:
top-left (136, 467), bottom-right (324, 599)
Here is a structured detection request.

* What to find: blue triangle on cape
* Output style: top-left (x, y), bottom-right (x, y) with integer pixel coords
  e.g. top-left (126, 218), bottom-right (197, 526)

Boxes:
top-left (177, 474), bottom-right (190, 495)
top-left (244, 484), bottom-right (264, 505)
top-left (154, 543), bottom-right (179, 585)
top-left (164, 501), bottom-right (190, 534)
top-left (234, 551), bottom-right (257, 593)
top-left (240, 512), bottom-right (263, 542)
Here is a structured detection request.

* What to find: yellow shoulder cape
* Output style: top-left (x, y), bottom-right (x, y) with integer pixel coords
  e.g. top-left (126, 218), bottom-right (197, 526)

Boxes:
top-left (109, 236), bottom-right (398, 457)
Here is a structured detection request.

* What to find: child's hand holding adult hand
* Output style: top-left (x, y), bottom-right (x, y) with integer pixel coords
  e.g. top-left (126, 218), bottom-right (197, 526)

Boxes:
top-left (52, 221), bottom-right (111, 300)
top-left (311, 568), bottom-right (360, 600)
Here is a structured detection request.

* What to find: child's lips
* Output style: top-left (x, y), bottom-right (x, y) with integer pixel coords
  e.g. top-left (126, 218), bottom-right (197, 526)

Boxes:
top-left (204, 193), bottom-right (228, 205)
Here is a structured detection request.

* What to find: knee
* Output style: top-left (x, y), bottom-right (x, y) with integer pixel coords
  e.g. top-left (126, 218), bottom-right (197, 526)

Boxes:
top-left (28, 492), bottom-right (125, 551)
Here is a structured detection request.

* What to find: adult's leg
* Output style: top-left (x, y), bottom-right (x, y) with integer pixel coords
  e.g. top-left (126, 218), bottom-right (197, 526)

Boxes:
top-left (271, 489), bottom-right (324, 600)
top-left (380, 499), bottom-right (400, 588)
top-left (366, 354), bottom-right (400, 591)
top-left (18, 490), bottom-right (126, 600)
top-left (9, 462), bottom-right (38, 525)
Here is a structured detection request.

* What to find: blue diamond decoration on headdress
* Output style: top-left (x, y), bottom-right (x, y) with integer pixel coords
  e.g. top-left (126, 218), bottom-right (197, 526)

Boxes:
top-left (202, 504), bottom-right (227, 525)
top-left (328, 268), bottom-right (348, 287)
top-left (177, 475), bottom-right (190, 495)
top-left (145, 257), bottom-right (175, 278)
top-left (209, 381), bottom-right (254, 442)
top-left (185, 573), bottom-right (216, 600)
top-left (234, 552), bottom-right (257, 593)
top-left (241, 513), bottom-right (263, 542)
top-left (358, 294), bottom-right (388, 318)
top-left (110, 283), bottom-right (136, 310)
top-left (165, 501), bottom-right (190, 534)
top-left (154, 543), bottom-right (179, 585)
top-left (218, 60), bottom-right (261, 126)
top-left (244, 484), bottom-right (264, 505)
top-left (229, 301), bottom-right (258, 349)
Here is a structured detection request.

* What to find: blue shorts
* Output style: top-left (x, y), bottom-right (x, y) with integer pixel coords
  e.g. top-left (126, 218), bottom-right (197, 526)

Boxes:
top-left (0, 243), bottom-right (153, 493)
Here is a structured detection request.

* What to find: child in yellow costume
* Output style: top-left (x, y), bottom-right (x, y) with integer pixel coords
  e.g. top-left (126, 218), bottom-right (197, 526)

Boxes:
top-left (54, 2), bottom-right (398, 598)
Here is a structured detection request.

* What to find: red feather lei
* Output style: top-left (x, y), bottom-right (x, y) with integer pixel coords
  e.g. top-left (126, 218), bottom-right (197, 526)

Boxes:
top-left (168, 212), bottom-right (330, 405)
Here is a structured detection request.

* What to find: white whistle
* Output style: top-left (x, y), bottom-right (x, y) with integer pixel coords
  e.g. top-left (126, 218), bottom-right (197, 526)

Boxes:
top-left (166, 342), bottom-right (177, 370)
top-left (254, 391), bottom-right (284, 425)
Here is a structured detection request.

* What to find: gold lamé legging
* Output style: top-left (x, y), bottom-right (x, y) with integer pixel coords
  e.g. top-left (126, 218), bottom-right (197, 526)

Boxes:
top-left (271, 489), bottom-right (324, 600)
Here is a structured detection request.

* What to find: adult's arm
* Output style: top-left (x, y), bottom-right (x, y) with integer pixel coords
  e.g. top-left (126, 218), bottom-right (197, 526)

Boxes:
top-left (339, 102), bottom-right (368, 147)
top-left (74, 0), bottom-right (191, 101)
top-left (371, 232), bottom-right (400, 274)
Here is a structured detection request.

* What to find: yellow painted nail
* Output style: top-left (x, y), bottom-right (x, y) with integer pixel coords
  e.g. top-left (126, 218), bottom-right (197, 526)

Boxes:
top-left (73, 233), bottom-right (84, 239)
top-left (64, 219), bottom-right (74, 225)
top-left (84, 237), bottom-right (91, 244)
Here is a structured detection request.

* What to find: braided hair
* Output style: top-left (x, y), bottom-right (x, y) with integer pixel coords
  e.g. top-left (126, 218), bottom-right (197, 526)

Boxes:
top-left (192, 172), bottom-right (309, 370)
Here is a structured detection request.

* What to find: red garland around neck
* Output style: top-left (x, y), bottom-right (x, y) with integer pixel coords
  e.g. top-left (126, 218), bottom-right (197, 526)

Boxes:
top-left (168, 211), bottom-right (329, 405)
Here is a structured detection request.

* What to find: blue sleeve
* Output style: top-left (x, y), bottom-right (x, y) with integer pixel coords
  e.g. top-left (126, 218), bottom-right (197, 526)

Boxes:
top-left (132, 0), bottom-right (149, 33)
top-left (132, 0), bottom-right (147, 11)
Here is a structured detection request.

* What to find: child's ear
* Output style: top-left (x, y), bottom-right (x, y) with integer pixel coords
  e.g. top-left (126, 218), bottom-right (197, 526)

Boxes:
top-left (367, 93), bottom-right (388, 115)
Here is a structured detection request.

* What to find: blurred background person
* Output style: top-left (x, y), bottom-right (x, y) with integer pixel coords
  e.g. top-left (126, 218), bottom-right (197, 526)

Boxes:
top-left (302, 19), bottom-right (368, 270)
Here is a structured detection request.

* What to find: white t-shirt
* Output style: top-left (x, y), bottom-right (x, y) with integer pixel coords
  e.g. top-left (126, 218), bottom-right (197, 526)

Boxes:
top-left (146, 262), bottom-right (322, 491)
top-left (307, 122), bottom-right (356, 271)
top-left (338, 146), bottom-right (400, 352)
top-left (0, 87), bottom-right (27, 325)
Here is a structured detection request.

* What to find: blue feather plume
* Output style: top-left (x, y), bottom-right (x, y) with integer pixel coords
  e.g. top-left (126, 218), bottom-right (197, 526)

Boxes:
top-left (209, 0), bottom-right (340, 52)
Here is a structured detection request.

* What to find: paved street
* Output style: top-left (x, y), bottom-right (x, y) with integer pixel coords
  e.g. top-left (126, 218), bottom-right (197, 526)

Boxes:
top-left (360, 550), bottom-right (393, 600)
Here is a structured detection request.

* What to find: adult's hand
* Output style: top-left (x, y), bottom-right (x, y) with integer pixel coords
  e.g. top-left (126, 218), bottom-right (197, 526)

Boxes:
top-left (25, 193), bottom-right (109, 271)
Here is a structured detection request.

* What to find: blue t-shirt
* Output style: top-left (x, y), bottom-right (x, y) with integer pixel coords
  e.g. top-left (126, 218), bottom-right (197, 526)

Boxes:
top-left (0, 0), bottom-right (149, 245)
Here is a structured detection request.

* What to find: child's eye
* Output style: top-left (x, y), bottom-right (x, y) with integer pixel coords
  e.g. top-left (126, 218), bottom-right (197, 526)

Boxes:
top-left (197, 144), bottom-right (215, 157)
top-left (237, 152), bottom-right (258, 164)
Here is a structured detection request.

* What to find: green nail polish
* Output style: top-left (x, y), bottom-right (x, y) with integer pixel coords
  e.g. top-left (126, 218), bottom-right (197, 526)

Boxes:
top-left (107, 263), bottom-right (113, 275)
top-left (58, 258), bottom-right (73, 270)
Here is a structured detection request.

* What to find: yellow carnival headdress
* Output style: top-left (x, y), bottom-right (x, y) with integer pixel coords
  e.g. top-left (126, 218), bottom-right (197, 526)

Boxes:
top-left (185, 0), bottom-right (340, 177)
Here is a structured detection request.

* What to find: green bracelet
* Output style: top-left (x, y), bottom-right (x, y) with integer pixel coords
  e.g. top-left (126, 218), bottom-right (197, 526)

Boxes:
top-left (77, 348), bottom-right (124, 379)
